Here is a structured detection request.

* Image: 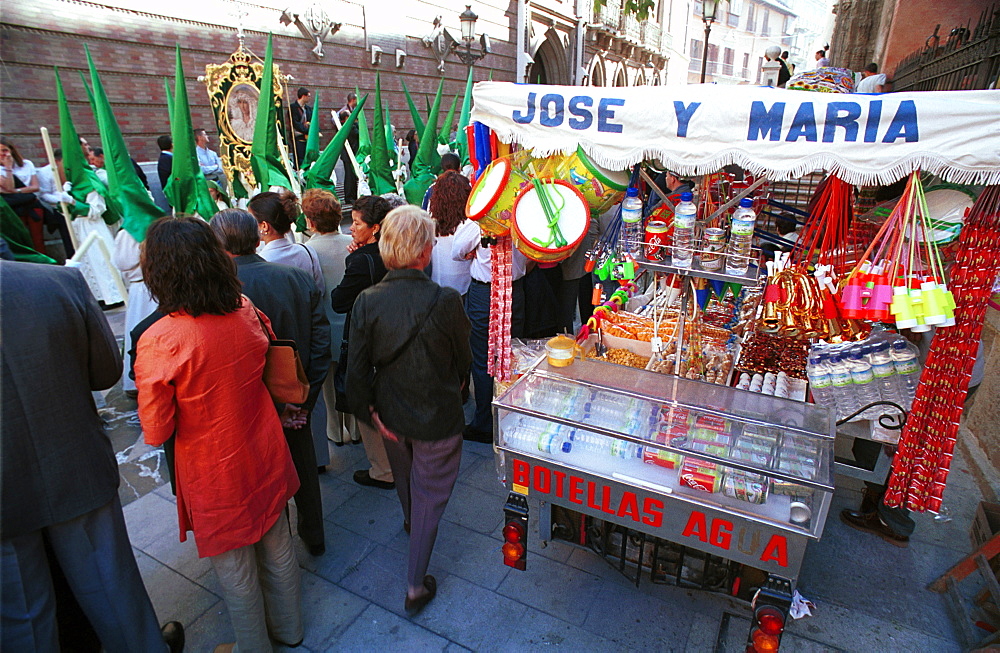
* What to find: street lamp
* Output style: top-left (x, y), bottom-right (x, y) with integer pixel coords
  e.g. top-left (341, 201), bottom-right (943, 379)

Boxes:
top-left (453, 5), bottom-right (491, 67)
top-left (699, 0), bottom-right (720, 83)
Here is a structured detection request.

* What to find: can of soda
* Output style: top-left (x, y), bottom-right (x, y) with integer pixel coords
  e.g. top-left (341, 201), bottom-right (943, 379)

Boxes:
top-left (701, 227), bottom-right (726, 271)
top-left (644, 221), bottom-right (669, 261)
top-left (722, 472), bottom-right (769, 504)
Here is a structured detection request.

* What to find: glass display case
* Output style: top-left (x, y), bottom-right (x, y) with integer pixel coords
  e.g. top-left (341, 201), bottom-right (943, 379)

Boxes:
top-left (494, 358), bottom-right (836, 583)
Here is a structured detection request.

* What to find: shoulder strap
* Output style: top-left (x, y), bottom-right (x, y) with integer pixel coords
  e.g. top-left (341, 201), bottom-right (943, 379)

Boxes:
top-left (362, 252), bottom-right (376, 286)
top-left (251, 305), bottom-right (273, 344)
top-left (380, 286), bottom-right (443, 369)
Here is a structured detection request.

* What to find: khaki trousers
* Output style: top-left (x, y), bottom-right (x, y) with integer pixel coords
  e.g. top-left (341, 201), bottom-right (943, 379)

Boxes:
top-left (209, 511), bottom-right (303, 652)
top-left (353, 419), bottom-right (393, 483)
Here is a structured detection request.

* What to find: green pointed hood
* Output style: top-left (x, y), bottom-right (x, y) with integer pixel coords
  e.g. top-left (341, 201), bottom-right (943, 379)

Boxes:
top-left (439, 95), bottom-right (458, 147)
top-left (304, 94), bottom-right (368, 193)
top-left (85, 46), bottom-right (163, 241)
top-left (403, 78), bottom-right (443, 205)
top-left (457, 67), bottom-right (474, 166)
top-left (55, 67), bottom-right (111, 220)
top-left (164, 45), bottom-right (219, 220)
top-left (78, 72), bottom-right (98, 121)
top-left (163, 77), bottom-right (174, 125)
top-left (1, 198), bottom-right (57, 264)
top-left (367, 73), bottom-right (396, 195)
top-left (302, 91), bottom-right (322, 170)
top-left (400, 78), bottom-right (425, 139)
top-left (354, 85), bottom-right (371, 171)
top-left (250, 34), bottom-right (292, 190)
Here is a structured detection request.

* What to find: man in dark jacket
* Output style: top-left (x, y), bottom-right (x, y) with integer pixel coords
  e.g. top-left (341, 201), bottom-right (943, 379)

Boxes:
top-left (290, 87), bottom-right (312, 169)
top-left (0, 261), bottom-right (182, 651)
top-left (210, 208), bottom-right (331, 556)
top-left (157, 134), bottom-right (173, 191)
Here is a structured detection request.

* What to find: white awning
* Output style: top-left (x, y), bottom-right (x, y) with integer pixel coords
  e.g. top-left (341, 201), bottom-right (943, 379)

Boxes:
top-left (470, 82), bottom-right (1000, 186)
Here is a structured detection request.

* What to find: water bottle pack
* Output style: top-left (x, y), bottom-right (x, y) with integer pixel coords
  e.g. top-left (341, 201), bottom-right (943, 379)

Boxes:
top-left (806, 330), bottom-right (920, 420)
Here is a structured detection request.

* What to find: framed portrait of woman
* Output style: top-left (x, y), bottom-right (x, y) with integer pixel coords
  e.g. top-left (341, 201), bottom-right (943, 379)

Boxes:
top-left (225, 83), bottom-right (259, 143)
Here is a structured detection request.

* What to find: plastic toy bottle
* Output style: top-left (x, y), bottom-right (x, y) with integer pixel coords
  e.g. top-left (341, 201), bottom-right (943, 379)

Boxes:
top-left (620, 188), bottom-right (643, 257)
top-left (672, 191), bottom-right (697, 268)
top-left (725, 198), bottom-right (757, 275)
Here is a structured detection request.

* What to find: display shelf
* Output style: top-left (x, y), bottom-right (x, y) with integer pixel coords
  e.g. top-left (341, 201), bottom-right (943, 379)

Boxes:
top-left (494, 358), bottom-right (836, 543)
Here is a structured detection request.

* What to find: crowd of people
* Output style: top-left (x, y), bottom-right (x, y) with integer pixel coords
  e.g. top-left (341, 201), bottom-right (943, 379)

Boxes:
top-left (1, 129), bottom-right (561, 649)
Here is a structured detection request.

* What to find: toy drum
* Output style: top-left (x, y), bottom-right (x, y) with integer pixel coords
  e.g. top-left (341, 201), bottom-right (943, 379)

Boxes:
top-left (465, 156), bottom-right (531, 236)
top-left (511, 179), bottom-right (590, 264)
top-left (547, 147), bottom-right (629, 215)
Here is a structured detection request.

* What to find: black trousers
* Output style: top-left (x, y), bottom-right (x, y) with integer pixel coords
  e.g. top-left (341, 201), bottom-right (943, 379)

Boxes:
top-left (284, 415), bottom-right (324, 548)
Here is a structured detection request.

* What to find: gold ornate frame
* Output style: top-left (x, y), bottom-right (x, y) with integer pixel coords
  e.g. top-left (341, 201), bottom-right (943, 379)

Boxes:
top-left (203, 47), bottom-right (283, 190)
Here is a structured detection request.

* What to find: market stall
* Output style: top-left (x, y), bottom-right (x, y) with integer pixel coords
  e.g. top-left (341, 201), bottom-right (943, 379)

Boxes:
top-left (463, 81), bottom-right (1000, 650)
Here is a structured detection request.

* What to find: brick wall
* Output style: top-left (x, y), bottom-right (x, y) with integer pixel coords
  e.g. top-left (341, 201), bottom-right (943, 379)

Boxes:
top-left (0, 0), bottom-right (517, 164)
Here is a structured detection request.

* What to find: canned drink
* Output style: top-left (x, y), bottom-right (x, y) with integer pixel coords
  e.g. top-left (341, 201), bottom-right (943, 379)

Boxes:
top-left (722, 472), bottom-right (768, 504)
top-left (644, 220), bottom-right (669, 261)
top-left (701, 227), bottom-right (726, 271)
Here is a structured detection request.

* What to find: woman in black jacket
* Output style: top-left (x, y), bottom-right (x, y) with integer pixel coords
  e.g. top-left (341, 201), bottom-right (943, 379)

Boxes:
top-left (346, 205), bottom-right (471, 615)
top-left (331, 194), bottom-right (393, 490)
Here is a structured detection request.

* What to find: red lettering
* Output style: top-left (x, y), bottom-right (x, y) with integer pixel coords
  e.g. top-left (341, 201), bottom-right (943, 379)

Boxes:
top-left (600, 485), bottom-right (616, 515)
top-left (681, 511), bottom-right (708, 542)
top-left (569, 476), bottom-right (584, 504)
top-left (552, 470), bottom-right (567, 498)
top-left (513, 459), bottom-right (530, 487)
top-left (641, 497), bottom-right (664, 528)
top-left (586, 481), bottom-right (602, 511)
top-left (760, 535), bottom-right (789, 567)
top-left (533, 466), bottom-right (551, 494)
top-left (617, 492), bottom-right (640, 521)
top-left (710, 519), bottom-right (733, 549)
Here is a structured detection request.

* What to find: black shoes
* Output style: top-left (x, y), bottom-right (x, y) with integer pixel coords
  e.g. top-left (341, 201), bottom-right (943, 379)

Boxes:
top-left (353, 469), bottom-right (395, 490)
top-left (161, 621), bottom-right (185, 653)
top-left (840, 509), bottom-right (909, 547)
top-left (307, 542), bottom-right (326, 556)
top-left (404, 575), bottom-right (437, 615)
top-left (462, 425), bottom-right (492, 443)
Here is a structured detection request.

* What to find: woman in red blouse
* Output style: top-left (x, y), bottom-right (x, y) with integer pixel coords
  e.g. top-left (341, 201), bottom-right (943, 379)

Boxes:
top-left (135, 216), bottom-right (303, 651)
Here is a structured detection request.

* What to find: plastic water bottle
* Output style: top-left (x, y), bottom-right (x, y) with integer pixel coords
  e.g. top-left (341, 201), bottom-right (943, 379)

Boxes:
top-left (806, 354), bottom-right (836, 412)
top-left (567, 430), bottom-right (644, 459)
top-left (846, 349), bottom-right (881, 418)
top-left (672, 191), bottom-right (697, 268)
top-left (869, 342), bottom-right (903, 406)
top-left (890, 338), bottom-right (921, 407)
top-left (725, 198), bottom-right (757, 276)
top-left (502, 418), bottom-right (569, 456)
top-left (620, 187), bottom-right (644, 257)
top-left (826, 354), bottom-right (858, 419)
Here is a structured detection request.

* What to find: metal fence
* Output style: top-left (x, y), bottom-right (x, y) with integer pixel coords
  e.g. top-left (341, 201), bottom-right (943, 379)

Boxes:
top-left (892, 5), bottom-right (1000, 92)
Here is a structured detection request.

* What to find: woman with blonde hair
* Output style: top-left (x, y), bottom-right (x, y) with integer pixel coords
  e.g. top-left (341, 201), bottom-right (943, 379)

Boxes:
top-left (346, 205), bottom-right (471, 614)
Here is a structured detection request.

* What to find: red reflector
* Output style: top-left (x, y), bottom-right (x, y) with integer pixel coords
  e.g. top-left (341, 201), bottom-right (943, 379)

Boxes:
top-left (751, 629), bottom-right (780, 653)
top-left (503, 521), bottom-right (525, 543)
top-left (756, 606), bottom-right (785, 636)
top-left (502, 541), bottom-right (525, 560)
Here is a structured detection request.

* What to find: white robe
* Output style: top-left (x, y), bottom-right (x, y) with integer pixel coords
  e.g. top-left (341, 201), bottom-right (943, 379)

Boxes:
top-left (112, 229), bottom-right (158, 393)
top-left (70, 191), bottom-right (125, 305)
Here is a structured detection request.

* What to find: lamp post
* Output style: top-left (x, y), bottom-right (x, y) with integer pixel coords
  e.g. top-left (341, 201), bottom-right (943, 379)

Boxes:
top-left (699, 0), bottom-right (720, 83)
top-left (452, 5), bottom-right (491, 67)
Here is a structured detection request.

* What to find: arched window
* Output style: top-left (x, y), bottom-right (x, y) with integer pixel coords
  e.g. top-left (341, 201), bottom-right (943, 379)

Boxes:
top-left (590, 58), bottom-right (606, 86)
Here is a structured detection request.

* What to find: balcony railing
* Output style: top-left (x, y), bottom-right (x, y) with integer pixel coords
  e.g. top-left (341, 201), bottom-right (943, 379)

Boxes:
top-left (591, 0), bottom-right (668, 55)
top-left (594, 0), bottom-right (624, 30)
top-left (641, 20), bottom-right (661, 52)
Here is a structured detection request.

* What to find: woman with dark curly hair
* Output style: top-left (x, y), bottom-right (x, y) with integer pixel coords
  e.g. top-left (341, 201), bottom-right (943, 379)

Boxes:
top-left (135, 216), bottom-right (303, 651)
top-left (331, 194), bottom-right (393, 489)
top-left (248, 189), bottom-right (325, 291)
top-left (428, 170), bottom-right (472, 296)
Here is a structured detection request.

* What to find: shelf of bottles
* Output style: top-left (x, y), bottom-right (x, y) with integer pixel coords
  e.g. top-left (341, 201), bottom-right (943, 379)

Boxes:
top-left (495, 358), bottom-right (836, 537)
top-left (630, 239), bottom-right (763, 285)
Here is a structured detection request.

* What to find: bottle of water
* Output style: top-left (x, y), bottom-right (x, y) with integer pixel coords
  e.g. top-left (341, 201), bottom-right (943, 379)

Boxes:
top-left (890, 338), bottom-right (921, 408)
top-left (725, 198), bottom-right (757, 276)
top-left (567, 430), bottom-right (644, 459)
top-left (672, 191), bottom-right (697, 268)
top-left (806, 354), bottom-right (836, 411)
top-left (869, 342), bottom-right (903, 406)
top-left (826, 354), bottom-right (858, 419)
top-left (620, 187), bottom-right (644, 257)
top-left (503, 417), bottom-right (570, 456)
top-left (846, 349), bottom-right (881, 418)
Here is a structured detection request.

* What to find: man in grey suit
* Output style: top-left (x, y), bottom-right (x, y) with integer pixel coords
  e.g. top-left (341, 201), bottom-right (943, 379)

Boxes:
top-left (210, 209), bottom-right (331, 556)
top-left (0, 261), bottom-right (183, 652)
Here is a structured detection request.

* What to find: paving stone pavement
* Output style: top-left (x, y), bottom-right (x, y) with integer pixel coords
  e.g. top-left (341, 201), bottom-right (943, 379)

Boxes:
top-left (102, 306), bottom-right (998, 651)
